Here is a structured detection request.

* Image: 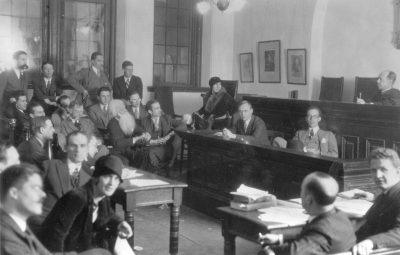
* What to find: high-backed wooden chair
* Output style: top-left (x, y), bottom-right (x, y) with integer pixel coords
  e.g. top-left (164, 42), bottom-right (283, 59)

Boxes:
top-left (354, 76), bottom-right (379, 103)
top-left (319, 76), bottom-right (344, 102)
top-left (154, 86), bottom-right (175, 116)
top-left (221, 80), bottom-right (239, 100)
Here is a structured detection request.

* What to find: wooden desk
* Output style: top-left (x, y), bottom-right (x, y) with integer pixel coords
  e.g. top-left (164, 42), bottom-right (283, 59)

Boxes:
top-left (118, 169), bottom-right (188, 255)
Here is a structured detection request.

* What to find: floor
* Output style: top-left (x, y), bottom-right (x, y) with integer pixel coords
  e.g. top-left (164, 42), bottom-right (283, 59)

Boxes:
top-left (116, 205), bottom-right (260, 255)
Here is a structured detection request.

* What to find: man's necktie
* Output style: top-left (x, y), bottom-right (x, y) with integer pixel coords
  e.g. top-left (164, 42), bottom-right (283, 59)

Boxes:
top-left (74, 120), bottom-right (81, 130)
top-left (153, 118), bottom-right (159, 131)
top-left (309, 129), bottom-right (314, 138)
top-left (71, 168), bottom-right (80, 188)
top-left (20, 71), bottom-right (24, 80)
top-left (134, 107), bottom-right (139, 119)
top-left (244, 122), bottom-right (248, 133)
top-left (125, 79), bottom-right (130, 88)
top-left (102, 105), bottom-right (107, 113)
top-left (46, 80), bottom-right (51, 89)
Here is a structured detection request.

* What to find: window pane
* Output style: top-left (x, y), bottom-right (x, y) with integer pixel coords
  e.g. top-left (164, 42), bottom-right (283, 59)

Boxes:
top-left (167, 0), bottom-right (178, 8)
top-left (177, 65), bottom-right (189, 83)
top-left (166, 8), bottom-right (178, 27)
top-left (178, 28), bottom-right (189, 46)
top-left (155, 0), bottom-right (167, 7)
top-left (166, 46), bottom-right (177, 64)
top-left (154, 45), bottom-right (165, 63)
top-left (178, 10), bottom-right (190, 28)
top-left (165, 64), bottom-right (177, 83)
top-left (179, 0), bottom-right (191, 9)
top-left (154, 7), bottom-right (166, 26)
top-left (154, 26), bottom-right (165, 45)
top-left (166, 27), bottom-right (177, 45)
top-left (153, 64), bottom-right (165, 86)
top-left (178, 47), bottom-right (189, 64)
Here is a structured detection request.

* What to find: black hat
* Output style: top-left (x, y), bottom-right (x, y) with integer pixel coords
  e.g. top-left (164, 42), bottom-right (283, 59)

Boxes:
top-left (93, 155), bottom-right (124, 181)
top-left (209, 76), bottom-right (222, 87)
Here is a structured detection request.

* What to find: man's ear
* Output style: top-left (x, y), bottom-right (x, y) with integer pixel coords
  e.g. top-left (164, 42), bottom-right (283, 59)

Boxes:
top-left (8, 187), bottom-right (19, 200)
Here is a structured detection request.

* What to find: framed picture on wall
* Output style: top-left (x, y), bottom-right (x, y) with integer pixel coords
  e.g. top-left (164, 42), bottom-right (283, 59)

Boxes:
top-left (257, 40), bottom-right (281, 83)
top-left (287, 49), bottom-right (307, 85)
top-left (239, 53), bottom-right (254, 83)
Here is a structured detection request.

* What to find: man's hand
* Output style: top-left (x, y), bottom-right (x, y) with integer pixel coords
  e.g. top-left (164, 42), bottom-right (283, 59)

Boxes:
top-left (182, 114), bottom-right (192, 125)
top-left (117, 221), bottom-right (133, 239)
top-left (222, 128), bottom-right (236, 139)
top-left (9, 97), bottom-right (16, 103)
top-left (143, 132), bottom-right (151, 142)
top-left (258, 233), bottom-right (280, 246)
top-left (44, 98), bottom-right (52, 105)
top-left (356, 98), bottom-right (366, 104)
top-left (352, 239), bottom-right (374, 255)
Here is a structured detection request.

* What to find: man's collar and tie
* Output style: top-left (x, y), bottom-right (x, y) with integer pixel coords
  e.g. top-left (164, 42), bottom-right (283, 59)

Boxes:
top-left (152, 116), bottom-right (160, 131)
top-left (92, 66), bottom-right (100, 76)
top-left (309, 126), bottom-right (320, 138)
top-left (8, 212), bottom-right (27, 232)
top-left (67, 159), bottom-right (82, 188)
top-left (101, 104), bottom-right (108, 113)
top-left (132, 106), bottom-right (140, 119)
top-left (124, 76), bottom-right (131, 88)
top-left (243, 118), bottom-right (251, 133)
top-left (14, 68), bottom-right (23, 80)
top-left (44, 77), bottom-right (51, 88)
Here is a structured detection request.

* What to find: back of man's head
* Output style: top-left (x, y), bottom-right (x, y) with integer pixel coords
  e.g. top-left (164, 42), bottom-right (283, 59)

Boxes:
top-left (302, 172), bottom-right (338, 207)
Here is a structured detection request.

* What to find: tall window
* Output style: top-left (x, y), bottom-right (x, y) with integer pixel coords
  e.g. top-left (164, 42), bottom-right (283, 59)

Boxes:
top-left (153, 0), bottom-right (202, 87)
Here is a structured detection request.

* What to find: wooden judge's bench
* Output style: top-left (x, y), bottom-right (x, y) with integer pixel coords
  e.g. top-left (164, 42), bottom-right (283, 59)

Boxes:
top-left (176, 96), bottom-right (400, 217)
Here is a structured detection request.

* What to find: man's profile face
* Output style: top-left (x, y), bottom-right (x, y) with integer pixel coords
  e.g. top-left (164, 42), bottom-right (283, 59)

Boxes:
top-left (129, 94), bottom-right (141, 107)
top-left (42, 119), bottom-right (55, 140)
top-left (238, 104), bottom-right (253, 122)
top-left (149, 102), bottom-right (162, 117)
top-left (42, 63), bottom-right (54, 78)
top-left (70, 105), bottom-right (84, 119)
top-left (92, 55), bottom-right (104, 70)
top-left (67, 134), bottom-right (88, 163)
top-left (99, 91), bottom-right (111, 105)
top-left (31, 105), bottom-right (45, 118)
top-left (124, 65), bottom-right (134, 77)
top-left (16, 54), bottom-right (28, 68)
top-left (16, 96), bottom-right (28, 111)
top-left (15, 173), bottom-right (46, 216)
top-left (306, 109), bottom-right (321, 128)
top-left (377, 72), bottom-right (390, 91)
top-left (371, 158), bottom-right (400, 191)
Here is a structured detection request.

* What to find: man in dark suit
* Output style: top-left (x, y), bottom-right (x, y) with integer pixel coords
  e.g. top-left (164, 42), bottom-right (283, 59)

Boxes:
top-left (51, 95), bottom-right (71, 133)
top-left (259, 172), bottom-right (356, 255)
top-left (353, 148), bottom-right (400, 255)
top-left (68, 52), bottom-right (111, 108)
top-left (126, 90), bottom-right (148, 127)
top-left (40, 155), bottom-right (134, 254)
top-left (222, 100), bottom-right (270, 146)
top-left (0, 164), bottom-right (110, 255)
top-left (357, 70), bottom-right (400, 106)
top-left (113, 60), bottom-right (143, 100)
top-left (17, 116), bottom-right (55, 169)
top-left (87, 86), bottom-right (113, 130)
top-left (0, 50), bottom-right (30, 106)
top-left (4, 91), bottom-right (30, 145)
top-left (31, 62), bottom-right (63, 114)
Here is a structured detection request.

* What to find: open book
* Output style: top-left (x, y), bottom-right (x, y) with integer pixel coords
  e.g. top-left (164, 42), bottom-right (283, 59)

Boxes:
top-left (230, 184), bottom-right (271, 204)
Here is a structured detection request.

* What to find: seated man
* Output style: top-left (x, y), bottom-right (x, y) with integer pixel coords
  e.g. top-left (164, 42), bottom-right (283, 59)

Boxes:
top-left (142, 100), bottom-right (190, 172)
top-left (40, 155), bottom-right (134, 255)
top-left (221, 100), bottom-right (270, 146)
top-left (17, 116), bottom-right (55, 169)
top-left (108, 99), bottom-right (150, 165)
top-left (0, 142), bottom-right (20, 172)
top-left (58, 101), bottom-right (96, 150)
top-left (259, 172), bottom-right (356, 255)
top-left (87, 87), bottom-right (113, 130)
top-left (51, 95), bottom-right (71, 133)
top-left (353, 148), bottom-right (400, 255)
top-left (274, 106), bottom-right (338, 158)
top-left (84, 133), bottom-right (110, 174)
top-left (126, 90), bottom-right (148, 128)
top-left (0, 164), bottom-right (110, 255)
top-left (357, 70), bottom-right (400, 106)
top-left (4, 91), bottom-right (29, 145)
top-left (27, 100), bottom-right (46, 118)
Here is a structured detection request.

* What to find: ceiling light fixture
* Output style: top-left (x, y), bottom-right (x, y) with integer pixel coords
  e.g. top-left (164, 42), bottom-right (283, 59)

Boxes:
top-left (196, 0), bottom-right (246, 15)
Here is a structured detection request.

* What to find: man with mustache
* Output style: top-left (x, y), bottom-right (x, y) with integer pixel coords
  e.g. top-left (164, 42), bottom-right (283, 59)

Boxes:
top-left (353, 148), bottom-right (400, 255)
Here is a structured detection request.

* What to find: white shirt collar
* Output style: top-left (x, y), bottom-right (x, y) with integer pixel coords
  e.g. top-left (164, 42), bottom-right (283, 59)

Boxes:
top-left (124, 76), bottom-right (131, 82)
top-left (14, 68), bottom-right (21, 79)
top-left (67, 158), bottom-right (82, 175)
top-left (44, 77), bottom-right (52, 83)
top-left (9, 212), bottom-right (27, 232)
top-left (309, 126), bottom-right (320, 135)
top-left (92, 66), bottom-right (99, 75)
top-left (381, 87), bottom-right (392, 93)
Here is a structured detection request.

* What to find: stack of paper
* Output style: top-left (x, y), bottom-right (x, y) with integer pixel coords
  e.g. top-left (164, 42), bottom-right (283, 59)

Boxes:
top-left (258, 206), bottom-right (309, 228)
top-left (230, 184), bottom-right (270, 203)
top-left (334, 197), bottom-right (372, 217)
top-left (129, 179), bottom-right (169, 187)
top-left (121, 168), bottom-right (144, 180)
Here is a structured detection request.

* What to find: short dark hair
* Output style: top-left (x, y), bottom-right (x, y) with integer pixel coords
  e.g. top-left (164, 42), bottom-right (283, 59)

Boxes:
top-left (238, 100), bottom-right (252, 109)
top-left (27, 101), bottom-right (43, 115)
top-left (128, 90), bottom-right (141, 99)
top-left (68, 100), bottom-right (83, 110)
top-left (14, 91), bottom-right (27, 101)
top-left (30, 116), bottom-right (50, 135)
top-left (41, 62), bottom-right (53, 69)
top-left (122, 60), bottom-right (133, 69)
top-left (13, 50), bottom-right (27, 60)
top-left (387, 71), bottom-right (397, 84)
top-left (0, 164), bottom-right (41, 202)
top-left (369, 148), bottom-right (400, 168)
top-left (57, 95), bottom-right (70, 106)
top-left (91, 52), bottom-right (103, 61)
top-left (66, 131), bottom-right (88, 146)
top-left (307, 106), bottom-right (322, 117)
top-left (305, 172), bottom-right (336, 206)
top-left (145, 100), bottom-right (159, 111)
top-left (0, 142), bottom-right (13, 164)
top-left (97, 86), bottom-right (112, 96)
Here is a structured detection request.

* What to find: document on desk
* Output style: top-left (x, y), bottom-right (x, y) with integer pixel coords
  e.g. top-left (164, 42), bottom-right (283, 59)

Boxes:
top-left (129, 179), bottom-right (169, 187)
top-left (257, 206), bottom-right (309, 229)
top-left (122, 168), bottom-right (144, 180)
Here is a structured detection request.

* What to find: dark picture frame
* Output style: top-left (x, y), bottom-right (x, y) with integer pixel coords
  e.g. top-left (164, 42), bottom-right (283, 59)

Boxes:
top-left (257, 40), bottom-right (281, 83)
top-left (287, 49), bottom-right (307, 85)
top-left (239, 52), bottom-right (254, 83)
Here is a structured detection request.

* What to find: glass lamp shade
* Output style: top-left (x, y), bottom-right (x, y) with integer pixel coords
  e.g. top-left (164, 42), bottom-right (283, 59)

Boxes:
top-left (216, 0), bottom-right (230, 11)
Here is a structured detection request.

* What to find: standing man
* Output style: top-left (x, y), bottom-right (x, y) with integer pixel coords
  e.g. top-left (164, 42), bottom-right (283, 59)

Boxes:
top-left (17, 116), bottom-right (55, 169)
top-left (0, 51), bottom-right (30, 105)
top-left (353, 148), bottom-right (400, 255)
top-left (68, 52), bottom-right (111, 108)
top-left (357, 70), bottom-right (400, 106)
top-left (126, 90), bottom-right (148, 127)
top-left (222, 100), bottom-right (270, 146)
top-left (113, 60), bottom-right (143, 100)
top-left (87, 87), bottom-right (113, 130)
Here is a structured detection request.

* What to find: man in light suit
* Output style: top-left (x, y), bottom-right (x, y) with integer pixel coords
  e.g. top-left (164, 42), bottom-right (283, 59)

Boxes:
top-left (113, 60), bottom-right (143, 100)
top-left (353, 148), bottom-right (400, 255)
top-left (87, 86), bottom-right (113, 130)
top-left (68, 52), bottom-right (111, 108)
top-left (259, 172), bottom-right (356, 255)
top-left (126, 90), bottom-right (148, 128)
top-left (222, 100), bottom-right (270, 146)
top-left (0, 50), bottom-right (30, 106)
top-left (292, 106), bottom-right (338, 158)
top-left (0, 164), bottom-right (110, 255)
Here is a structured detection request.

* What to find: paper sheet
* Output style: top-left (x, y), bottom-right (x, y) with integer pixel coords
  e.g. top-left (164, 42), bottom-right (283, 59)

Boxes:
top-left (129, 179), bottom-right (169, 187)
top-left (230, 184), bottom-right (269, 200)
top-left (258, 206), bottom-right (309, 228)
top-left (121, 168), bottom-right (143, 180)
top-left (338, 189), bottom-right (372, 199)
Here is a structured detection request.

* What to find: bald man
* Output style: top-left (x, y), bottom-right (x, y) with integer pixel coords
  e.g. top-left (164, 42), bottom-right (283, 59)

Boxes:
top-left (357, 70), bottom-right (400, 106)
top-left (258, 172), bottom-right (356, 255)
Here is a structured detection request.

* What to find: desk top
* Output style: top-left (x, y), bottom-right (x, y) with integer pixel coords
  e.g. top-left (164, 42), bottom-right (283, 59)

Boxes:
top-left (120, 168), bottom-right (187, 192)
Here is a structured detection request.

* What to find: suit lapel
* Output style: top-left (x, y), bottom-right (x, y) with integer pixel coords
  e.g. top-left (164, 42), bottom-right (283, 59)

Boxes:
top-left (10, 70), bottom-right (20, 87)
